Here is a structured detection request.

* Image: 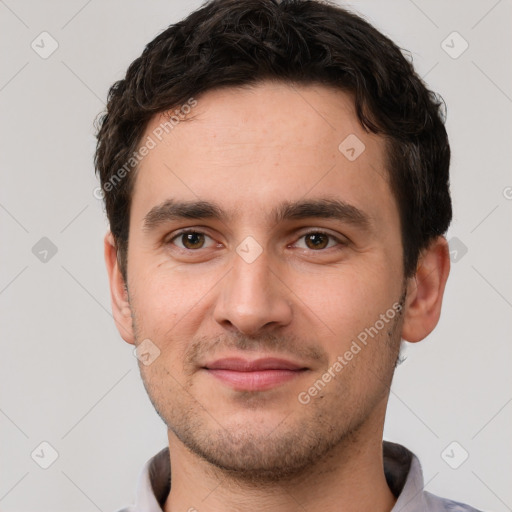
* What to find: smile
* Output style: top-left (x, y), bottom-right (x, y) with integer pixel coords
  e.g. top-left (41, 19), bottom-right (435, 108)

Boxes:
top-left (203, 357), bottom-right (309, 391)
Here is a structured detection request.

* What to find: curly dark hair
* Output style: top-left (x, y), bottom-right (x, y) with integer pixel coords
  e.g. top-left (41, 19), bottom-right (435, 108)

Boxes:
top-left (94, 0), bottom-right (451, 282)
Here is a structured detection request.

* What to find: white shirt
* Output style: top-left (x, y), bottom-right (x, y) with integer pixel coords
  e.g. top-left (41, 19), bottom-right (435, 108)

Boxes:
top-left (116, 441), bottom-right (482, 512)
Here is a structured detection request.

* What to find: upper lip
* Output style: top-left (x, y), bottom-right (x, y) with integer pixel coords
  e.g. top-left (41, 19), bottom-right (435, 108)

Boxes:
top-left (203, 357), bottom-right (307, 371)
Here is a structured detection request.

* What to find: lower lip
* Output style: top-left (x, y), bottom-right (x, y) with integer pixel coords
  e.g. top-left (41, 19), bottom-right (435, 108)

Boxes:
top-left (205, 368), bottom-right (306, 391)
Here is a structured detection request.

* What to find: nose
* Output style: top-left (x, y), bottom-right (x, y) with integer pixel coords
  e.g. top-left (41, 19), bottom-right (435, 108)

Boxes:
top-left (213, 248), bottom-right (293, 336)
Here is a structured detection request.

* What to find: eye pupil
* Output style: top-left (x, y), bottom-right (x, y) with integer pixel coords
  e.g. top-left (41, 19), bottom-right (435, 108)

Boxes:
top-left (305, 233), bottom-right (329, 250)
top-left (182, 232), bottom-right (204, 249)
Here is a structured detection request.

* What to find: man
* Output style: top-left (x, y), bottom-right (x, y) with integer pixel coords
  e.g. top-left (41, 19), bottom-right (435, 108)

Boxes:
top-left (95, 0), bottom-right (481, 510)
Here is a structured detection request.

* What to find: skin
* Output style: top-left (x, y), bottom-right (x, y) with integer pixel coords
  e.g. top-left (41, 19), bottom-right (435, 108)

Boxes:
top-left (104, 81), bottom-right (450, 512)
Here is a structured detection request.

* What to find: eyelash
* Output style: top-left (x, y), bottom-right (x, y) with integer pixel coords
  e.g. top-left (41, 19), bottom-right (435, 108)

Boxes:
top-left (167, 228), bottom-right (347, 252)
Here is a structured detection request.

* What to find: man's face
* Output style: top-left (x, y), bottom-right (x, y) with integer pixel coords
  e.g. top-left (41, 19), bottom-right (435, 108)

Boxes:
top-left (123, 82), bottom-right (406, 480)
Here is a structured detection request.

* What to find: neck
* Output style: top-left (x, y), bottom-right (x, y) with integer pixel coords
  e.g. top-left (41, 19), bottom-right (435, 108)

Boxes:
top-left (163, 406), bottom-right (396, 512)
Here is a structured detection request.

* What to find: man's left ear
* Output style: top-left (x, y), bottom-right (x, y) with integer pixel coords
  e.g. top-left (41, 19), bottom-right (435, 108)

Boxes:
top-left (401, 236), bottom-right (451, 343)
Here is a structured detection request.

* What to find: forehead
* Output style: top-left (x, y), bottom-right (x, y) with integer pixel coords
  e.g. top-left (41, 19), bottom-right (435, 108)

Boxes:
top-left (130, 81), bottom-right (395, 230)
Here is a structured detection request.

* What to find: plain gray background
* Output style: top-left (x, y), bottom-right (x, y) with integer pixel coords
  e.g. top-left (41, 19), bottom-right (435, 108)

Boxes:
top-left (1, 1), bottom-right (511, 511)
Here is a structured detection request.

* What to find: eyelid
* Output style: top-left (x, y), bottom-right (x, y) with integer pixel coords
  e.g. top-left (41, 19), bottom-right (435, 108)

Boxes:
top-left (290, 229), bottom-right (349, 250)
top-left (294, 227), bottom-right (349, 241)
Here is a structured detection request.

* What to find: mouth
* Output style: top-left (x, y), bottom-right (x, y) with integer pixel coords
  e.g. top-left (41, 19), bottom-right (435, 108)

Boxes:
top-left (202, 357), bottom-right (309, 391)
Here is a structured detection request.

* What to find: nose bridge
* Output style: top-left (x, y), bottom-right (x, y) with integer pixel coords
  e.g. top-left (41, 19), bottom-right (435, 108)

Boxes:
top-left (213, 243), bottom-right (292, 334)
top-left (232, 246), bottom-right (274, 298)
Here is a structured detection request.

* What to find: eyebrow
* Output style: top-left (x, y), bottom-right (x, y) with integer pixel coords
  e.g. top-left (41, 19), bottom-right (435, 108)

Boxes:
top-left (142, 198), bottom-right (372, 233)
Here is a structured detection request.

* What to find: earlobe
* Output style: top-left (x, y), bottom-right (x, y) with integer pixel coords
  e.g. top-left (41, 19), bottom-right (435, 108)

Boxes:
top-left (104, 231), bottom-right (135, 345)
top-left (401, 237), bottom-right (451, 343)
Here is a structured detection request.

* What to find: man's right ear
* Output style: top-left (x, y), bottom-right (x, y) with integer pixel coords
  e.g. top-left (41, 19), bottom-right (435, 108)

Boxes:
top-left (104, 231), bottom-right (135, 345)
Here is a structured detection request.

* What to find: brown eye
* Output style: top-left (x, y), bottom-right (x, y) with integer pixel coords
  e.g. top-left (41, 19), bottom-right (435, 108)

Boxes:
top-left (181, 232), bottom-right (205, 249)
top-left (293, 231), bottom-right (345, 251)
top-left (304, 233), bottom-right (330, 250)
top-left (170, 230), bottom-right (215, 250)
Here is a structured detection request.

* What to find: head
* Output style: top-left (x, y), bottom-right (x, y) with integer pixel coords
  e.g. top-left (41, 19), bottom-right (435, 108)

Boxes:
top-left (97, 0), bottom-right (451, 481)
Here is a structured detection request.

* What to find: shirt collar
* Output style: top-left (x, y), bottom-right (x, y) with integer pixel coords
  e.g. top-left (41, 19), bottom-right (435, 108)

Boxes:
top-left (133, 446), bottom-right (170, 512)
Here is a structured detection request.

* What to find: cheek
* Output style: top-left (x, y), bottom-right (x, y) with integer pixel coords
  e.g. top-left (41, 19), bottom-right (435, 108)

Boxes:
top-left (132, 261), bottom-right (211, 321)
top-left (129, 267), bottom-right (217, 360)
top-left (292, 263), bottom-right (399, 342)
